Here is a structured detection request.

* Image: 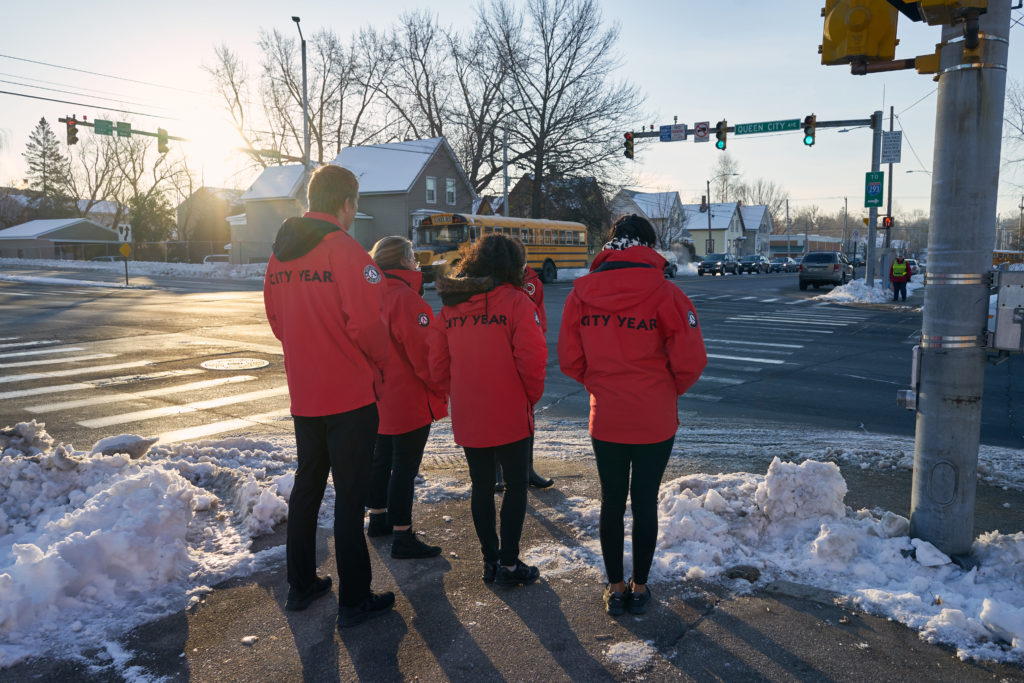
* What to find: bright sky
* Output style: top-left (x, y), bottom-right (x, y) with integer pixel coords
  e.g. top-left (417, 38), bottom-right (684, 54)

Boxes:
top-left (1, 0), bottom-right (1022, 221)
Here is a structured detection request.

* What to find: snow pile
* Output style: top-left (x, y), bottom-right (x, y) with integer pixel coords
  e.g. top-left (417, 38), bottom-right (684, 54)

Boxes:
top-left (0, 256), bottom-right (267, 281)
top-left (817, 274), bottom-right (924, 304)
top-left (604, 640), bottom-right (657, 672)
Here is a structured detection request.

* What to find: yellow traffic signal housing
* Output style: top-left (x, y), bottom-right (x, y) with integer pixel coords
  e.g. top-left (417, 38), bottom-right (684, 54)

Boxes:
top-left (820, 0), bottom-right (899, 65)
top-left (915, 0), bottom-right (986, 26)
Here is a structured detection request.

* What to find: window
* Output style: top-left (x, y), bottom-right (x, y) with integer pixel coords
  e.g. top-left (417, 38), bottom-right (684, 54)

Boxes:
top-left (446, 178), bottom-right (456, 205)
top-left (469, 226), bottom-right (479, 241)
top-left (544, 230), bottom-right (553, 245)
top-left (426, 177), bottom-right (437, 203)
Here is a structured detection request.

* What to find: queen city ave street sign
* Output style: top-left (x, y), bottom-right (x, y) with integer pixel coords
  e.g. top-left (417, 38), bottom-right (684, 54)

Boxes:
top-left (734, 119), bottom-right (801, 135)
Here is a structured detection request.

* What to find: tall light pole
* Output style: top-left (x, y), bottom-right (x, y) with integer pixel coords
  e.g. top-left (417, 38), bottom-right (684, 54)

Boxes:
top-left (292, 16), bottom-right (310, 173)
top-left (704, 173), bottom-right (738, 256)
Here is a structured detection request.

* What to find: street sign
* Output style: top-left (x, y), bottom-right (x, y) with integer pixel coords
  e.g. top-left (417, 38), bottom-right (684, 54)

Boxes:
top-left (694, 121), bottom-right (710, 143)
top-left (116, 121), bottom-right (132, 138)
top-left (853, 230), bottom-right (860, 241)
top-left (881, 131), bottom-right (903, 164)
top-left (118, 243), bottom-right (131, 258)
top-left (94, 119), bottom-right (113, 136)
top-left (733, 119), bottom-right (800, 136)
top-left (865, 171), bottom-right (884, 208)
top-left (659, 124), bottom-right (688, 142)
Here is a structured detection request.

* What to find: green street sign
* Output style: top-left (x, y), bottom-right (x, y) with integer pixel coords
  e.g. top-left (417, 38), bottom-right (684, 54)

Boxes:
top-left (733, 119), bottom-right (801, 136)
top-left (94, 119), bottom-right (113, 136)
top-left (116, 121), bottom-right (132, 138)
top-left (865, 171), bottom-right (884, 208)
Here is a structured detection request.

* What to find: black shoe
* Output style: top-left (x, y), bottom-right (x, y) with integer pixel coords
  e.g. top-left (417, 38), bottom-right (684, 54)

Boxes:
top-left (494, 482), bottom-right (505, 494)
top-left (391, 529), bottom-right (442, 559)
top-left (603, 585), bottom-right (628, 616)
top-left (285, 576), bottom-right (332, 611)
top-left (628, 585), bottom-right (652, 615)
top-left (337, 591), bottom-right (395, 628)
top-left (482, 560), bottom-right (498, 583)
top-left (495, 560), bottom-right (540, 587)
top-left (367, 512), bottom-right (391, 537)
top-left (529, 471), bottom-right (554, 489)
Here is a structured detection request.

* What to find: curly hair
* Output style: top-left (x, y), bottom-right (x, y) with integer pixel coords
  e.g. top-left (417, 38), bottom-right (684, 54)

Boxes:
top-left (456, 233), bottom-right (525, 287)
top-left (609, 214), bottom-right (657, 247)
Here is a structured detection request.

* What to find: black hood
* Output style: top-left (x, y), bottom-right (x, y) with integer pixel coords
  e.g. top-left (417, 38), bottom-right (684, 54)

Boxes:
top-left (272, 217), bottom-right (341, 262)
top-left (435, 274), bottom-right (499, 306)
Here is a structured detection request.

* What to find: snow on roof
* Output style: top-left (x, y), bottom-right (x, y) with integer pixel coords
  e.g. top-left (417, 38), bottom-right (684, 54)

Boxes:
top-left (681, 202), bottom-right (739, 231)
top-left (622, 190), bottom-right (680, 220)
top-left (739, 205), bottom-right (769, 232)
top-left (240, 165), bottom-right (307, 202)
top-left (0, 218), bottom-right (116, 240)
top-left (331, 138), bottom-right (443, 195)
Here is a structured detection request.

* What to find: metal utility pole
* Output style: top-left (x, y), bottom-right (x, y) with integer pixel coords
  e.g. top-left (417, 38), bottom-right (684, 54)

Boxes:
top-left (292, 17), bottom-right (310, 172)
top-left (706, 179), bottom-right (713, 255)
top-left (843, 196), bottom-right (849, 256)
top-left (1018, 195), bottom-right (1023, 248)
top-left (909, 1), bottom-right (1010, 560)
top-left (786, 199), bottom-right (791, 257)
top-left (865, 110), bottom-right (883, 287)
top-left (885, 106), bottom-right (895, 249)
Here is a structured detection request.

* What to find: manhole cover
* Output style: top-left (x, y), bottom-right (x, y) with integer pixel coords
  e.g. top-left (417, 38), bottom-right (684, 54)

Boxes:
top-left (200, 358), bottom-right (270, 370)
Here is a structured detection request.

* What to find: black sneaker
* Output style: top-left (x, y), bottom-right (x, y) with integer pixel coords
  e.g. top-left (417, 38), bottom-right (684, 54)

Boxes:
top-left (603, 585), bottom-right (628, 616)
top-left (337, 591), bottom-right (396, 628)
top-left (529, 471), bottom-right (554, 489)
top-left (367, 512), bottom-right (391, 537)
top-left (494, 482), bottom-right (505, 494)
top-left (495, 560), bottom-right (540, 587)
top-left (482, 560), bottom-right (498, 583)
top-left (391, 530), bottom-right (442, 559)
top-left (285, 576), bottom-right (332, 611)
top-left (628, 586), bottom-right (652, 615)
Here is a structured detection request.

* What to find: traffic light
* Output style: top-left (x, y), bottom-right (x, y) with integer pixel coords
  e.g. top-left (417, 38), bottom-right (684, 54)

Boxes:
top-left (803, 114), bottom-right (817, 146)
top-left (66, 117), bottom-right (78, 145)
top-left (157, 128), bottom-right (169, 154)
top-left (882, 215), bottom-right (894, 228)
top-left (715, 120), bottom-right (727, 150)
top-left (819, 0), bottom-right (899, 66)
top-left (624, 132), bottom-right (634, 159)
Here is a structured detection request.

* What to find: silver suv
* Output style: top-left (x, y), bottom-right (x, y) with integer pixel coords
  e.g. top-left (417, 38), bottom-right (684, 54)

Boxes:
top-left (798, 251), bottom-right (854, 290)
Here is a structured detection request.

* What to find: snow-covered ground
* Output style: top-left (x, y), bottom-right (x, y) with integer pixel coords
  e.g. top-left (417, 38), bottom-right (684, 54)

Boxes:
top-left (3, 418), bottom-right (1024, 675)
top-left (0, 257), bottom-right (267, 282)
top-left (815, 274), bottom-right (925, 304)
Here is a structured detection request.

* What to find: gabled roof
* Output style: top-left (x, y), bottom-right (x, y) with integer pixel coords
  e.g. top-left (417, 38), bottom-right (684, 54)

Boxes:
top-left (0, 218), bottom-right (118, 242)
top-left (739, 205), bottom-right (771, 232)
top-left (332, 137), bottom-right (476, 198)
top-left (618, 190), bottom-right (681, 220)
top-left (681, 202), bottom-right (740, 231)
top-left (240, 165), bottom-right (307, 202)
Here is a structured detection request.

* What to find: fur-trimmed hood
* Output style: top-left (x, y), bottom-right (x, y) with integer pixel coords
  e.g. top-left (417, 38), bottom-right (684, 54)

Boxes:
top-left (435, 274), bottom-right (499, 306)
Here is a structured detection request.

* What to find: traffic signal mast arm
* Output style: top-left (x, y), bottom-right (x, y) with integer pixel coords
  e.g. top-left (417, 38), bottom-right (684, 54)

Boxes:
top-left (57, 118), bottom-right (188, 142)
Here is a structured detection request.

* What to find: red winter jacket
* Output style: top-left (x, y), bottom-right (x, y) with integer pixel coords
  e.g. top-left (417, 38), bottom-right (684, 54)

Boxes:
top-left (428, 277), bottom-right (547, 448)
top-left (558, 246), bottom-right (707, 444)
top-left (264, 211), bottom-right (388, 417)
top-left (373, 268), bottom-right (448, 434)
top-left (889, 258), bottom-right (911, 283)
top-left (523, 266), bottom-right (547, 334)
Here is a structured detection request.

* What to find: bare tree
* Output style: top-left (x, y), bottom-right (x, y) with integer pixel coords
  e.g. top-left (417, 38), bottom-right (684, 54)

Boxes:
top-left (710, 153), bottom-right (742, 202)
top-left (110, 136), bottom-right (191, 242)
top-left (205, 45), bottom-right (272, 170)
top-left (735, 177), bottom-right (789, 227)
top-left (65, 134), bottom-right (123, 220)
top-left (647, 190), bottom-right (687, 250)
top-left (482, 0), bottom-right (643, 218)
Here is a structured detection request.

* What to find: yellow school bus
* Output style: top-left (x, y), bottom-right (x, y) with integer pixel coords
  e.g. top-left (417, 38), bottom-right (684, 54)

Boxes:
top-left (414, 213), bottom-right (589, 283)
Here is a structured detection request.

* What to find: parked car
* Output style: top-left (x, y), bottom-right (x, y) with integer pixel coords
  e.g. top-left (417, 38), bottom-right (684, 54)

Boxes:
top-left (905, 258), bottom-right (919, 276)
top-left (798, 251), bottom-right (855, 290)
top-left (203, 254), bottom-right (230, 264)
top-left (852, 257), bottom-right (865, 267)
top-left (698, 253), bottom-right (739, 276)
top-left (769, 257), bottom-right (797, 273)
top-left (658, 250), bottom-right (679, 278)
top-left (739, 254), bottom-right (771, 274)
top-left (89, 255), bottom-right (124, 262)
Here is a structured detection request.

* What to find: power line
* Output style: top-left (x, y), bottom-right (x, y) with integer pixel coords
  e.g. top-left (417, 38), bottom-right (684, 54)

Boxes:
top-left (0, 53), bottom-right (206, 96)
top-left (897, 89), bottom-right (937, 116)
top-left (0, 90), bottom-right (172, 119)
top-left (0, 78), bottom-right (176, 113)
top-left (894, 115), bottom-right (930, 171)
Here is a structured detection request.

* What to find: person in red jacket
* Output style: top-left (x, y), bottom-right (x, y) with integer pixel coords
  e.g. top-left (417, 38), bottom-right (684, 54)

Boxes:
top-left (889, 253), bottom-right (910, 302)
top-left (263, 164), bottom-right (395, 629)
top-left (427, 234), bottom-right (548, 587)
top-left (365, 236), bottom-right (448, 559)
top-left (557, 214), bottom-right (707, 617)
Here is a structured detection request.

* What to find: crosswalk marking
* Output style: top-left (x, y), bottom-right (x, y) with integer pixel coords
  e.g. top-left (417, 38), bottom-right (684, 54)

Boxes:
top-left (784, 299), bottom-right (812, 305)
top-left (156, 408), bottom-right (292, 444)
top-left (0, 361), bottom-right (152, 384)
top-left (703, 338), bottom-right (802, 349)
top-left (723, 321), bottom-right (834, 334)
top-left (682, 393), bottom-right (723, 402)
top-left (0, 353), bottom-right (116, 369)
top-left (696, 375), bottom-right (746, 385)
top-left (738, 296), bottom-right (758, 300)
top-left (78, 385), bottom-right (291, 429)
top-left (727, 315), bottom-right (851, 326)
top-left (0, 345), bottom-right (84, 359)
top-left (760, 298), bottom-right (779, 303)
top-left (0, 340), bottom-right (61, 350)
top-left (26, 375), bottom-right (258, 413)
top-left (0, 369), bottom-right (203, 400)
top-left (706, 353), bottom-right (785, 365)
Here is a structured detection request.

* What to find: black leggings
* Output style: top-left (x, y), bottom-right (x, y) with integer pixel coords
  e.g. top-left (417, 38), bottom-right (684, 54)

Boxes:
top-left (464, 437), bottom-right (531, 566)
top-left (592, 436), bottom-right (674, 585)
top-left (368, 424), bottom-right (432, 527)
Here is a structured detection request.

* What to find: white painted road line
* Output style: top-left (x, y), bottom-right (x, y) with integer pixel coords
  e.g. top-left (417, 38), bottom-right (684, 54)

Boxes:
top-left (78, 385), bottom-right (291, 429)
top-left (722, 321), bottom-right (834, 334)
top-left (696, 375), bottom-right (746, 385)
top-left (156, 408), bottom-right (292, 444)
top-left (0, 353), bottom-right (116, 369)
top-left (0, 340), bottom-right (61, 350)
top-left (703, 338), bottom-right (803, 349)
top-left (705, 295), bottom-right (731, 300)
top-left (738, 296), bottom-right (758, 300)
top-left (706, 353), bottom-right (785, 365)
top-left (0, 345), bottom-right (84, 359)
top-left (0, 361), bottom-right (152, 384)
top-left (27, 375), bottom-right (258, 413)
top-left (681, 393), bottom-right (723, 402)
top-left (728, 315), bottom-right (852, 326)
top-left (0, 369), bottom-right (202, 400)
top-left (760, 298), bottom-right (780, 303)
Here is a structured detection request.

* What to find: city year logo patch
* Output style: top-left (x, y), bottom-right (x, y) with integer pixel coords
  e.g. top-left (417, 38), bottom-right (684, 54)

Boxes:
top-left (363, 265), bottom-right (382, 284)
top-left (417, 313), bottom-right (430, 327)
top-left (525, 282), bottom-right (536, 296)
top-left (687, 311), bottom-right (698, 328)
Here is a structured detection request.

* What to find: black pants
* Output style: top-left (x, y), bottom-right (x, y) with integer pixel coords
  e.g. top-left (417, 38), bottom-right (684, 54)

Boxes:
top-left (592, 436), bottom-right (674, 585)
top-left (368, 424), bottom-right (431, 527)
top-left (289, 403), bottom-right (378, 608)
top-left (464, 437), bottom-right (531, 566)
top-left (892, 281), bottom-right (907, 301)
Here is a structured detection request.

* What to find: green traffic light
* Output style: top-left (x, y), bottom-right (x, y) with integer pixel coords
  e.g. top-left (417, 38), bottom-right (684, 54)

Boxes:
top-left (803, 134), bottom-right (814, 146)
top-left (716, 140), bottom-right (725, 150)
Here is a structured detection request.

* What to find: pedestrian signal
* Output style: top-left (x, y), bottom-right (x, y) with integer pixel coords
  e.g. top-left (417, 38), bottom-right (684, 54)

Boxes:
top-left (882, 215), bottom-right (894, 228)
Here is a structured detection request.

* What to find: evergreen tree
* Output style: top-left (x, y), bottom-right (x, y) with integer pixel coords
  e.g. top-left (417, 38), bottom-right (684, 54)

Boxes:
top-left (22, 117), bottom-right (75, 217)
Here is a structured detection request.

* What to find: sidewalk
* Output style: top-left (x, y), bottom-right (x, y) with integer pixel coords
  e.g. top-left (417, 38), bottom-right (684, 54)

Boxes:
top-left (9, 451), bottom-right (1021, 682)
